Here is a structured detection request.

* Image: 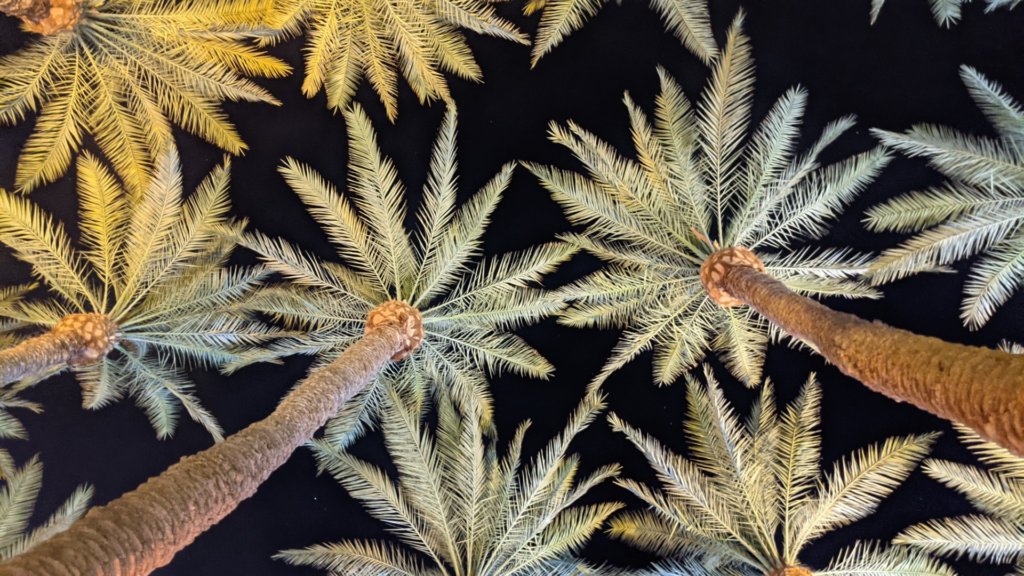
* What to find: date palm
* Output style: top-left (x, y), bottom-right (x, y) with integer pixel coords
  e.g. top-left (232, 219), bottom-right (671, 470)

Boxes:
top-left (896, 425), bottom-right (1024, 573)
top-left (0, 151), bottom-right (277, 440)
top-left (608, 366), bottom-right (949, 576)
top-left (0, 0), bottom-right (288, 194)
top-left (278, 385), bottom-right (620, 575)
top-left (264, 0), bottom-right (526, 120)
top-left (869, 0), bottom-right (1018, 27)
top-left (868, 65), bottom-right (1024, 330)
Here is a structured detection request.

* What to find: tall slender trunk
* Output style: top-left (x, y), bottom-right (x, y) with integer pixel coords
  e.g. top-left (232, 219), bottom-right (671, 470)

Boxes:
top-left (704, 248), bottom-right (1024, 456)
top-left (0, 301), bottom-right (422, 576)
top-left (0, 313), bottom-right (119, 385)
top-left (0, 0), bottom-right (81, 34)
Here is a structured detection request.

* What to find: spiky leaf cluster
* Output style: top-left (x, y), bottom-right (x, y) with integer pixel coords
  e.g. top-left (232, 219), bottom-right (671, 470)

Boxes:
top-left (608, 366), bottom-right (947, 576)
top-left (896, 425), bottom-right (1024, 571)
top-left (527, 14), bottom-right (887, 387)
top-left (240, 105), bottom-right (573, 449)
top-left (523, 0), bottom-right (717, 68)
top-left (868, 66), bottom-right (1024, 330)
top-left (265, 0), bottom-right (526, 120)
top-left (0, 152), bottom-right (278, 440)
top-left (869, 0), bottom-right (1019, 27)
top-left (277, 385), bottom-right (620, 575)
top-left (0, 450), bottom-right (91, 560)
top-left (0, 0), bottom-right (288, 194)
top-left (0, 284), bottom-right (41, 440)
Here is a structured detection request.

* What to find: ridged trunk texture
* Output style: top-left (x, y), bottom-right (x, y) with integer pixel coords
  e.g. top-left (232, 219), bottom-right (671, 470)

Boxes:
top-left (721, 264), bottom-right (1024, 456)
top-left (766, 566), bottom-right (813, 576)
top-left (0, 313), bottom-right (120, 385)
top-left (0, 323), bottom-right (407, 576)
top-left (0, 0), bottom-right (81, 34)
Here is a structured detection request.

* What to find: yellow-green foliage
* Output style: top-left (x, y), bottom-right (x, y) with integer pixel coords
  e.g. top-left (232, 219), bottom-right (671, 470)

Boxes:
top-left (0, 0), bottom-right (288, 194)
top-left (265, 0), bottom-right (526, 120)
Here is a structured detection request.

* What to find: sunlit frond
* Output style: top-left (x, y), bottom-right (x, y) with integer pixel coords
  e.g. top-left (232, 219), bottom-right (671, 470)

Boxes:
top-left (870, 0), bottom-right (1018, 26)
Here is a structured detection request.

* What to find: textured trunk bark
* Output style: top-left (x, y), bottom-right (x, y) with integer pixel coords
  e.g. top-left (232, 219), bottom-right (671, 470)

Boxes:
top-left (721, 264), bottom-right (1024, 456)
top-left (0, 321), bottom-right (408, 576)
top-left (0, 313), bottom-right (119, 385)
top-left (766, 566), bottom-right (813, 576)
top-left (0, 0), bottom-right (81, 34)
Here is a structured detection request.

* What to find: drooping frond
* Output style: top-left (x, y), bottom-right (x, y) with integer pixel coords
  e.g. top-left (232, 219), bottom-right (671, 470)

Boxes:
top-left (870, 0), bottom-right (1019, 26)
top-left (0, 0), bottom-right (288, 194)
top-left (817, 541), bottom-right (957, 576)
top-left (283, 387), bottom-right (619, 575)
top-left (239, 105), bottom-right (569, 448)
top-left (266, 0), bottom-right (526, 120)
top-left (868, 66), bottom-right (1024, 329)
top-left (528, 18), bottom-right (885, 387)
top-left (609, 366), bottom-right (943, 575)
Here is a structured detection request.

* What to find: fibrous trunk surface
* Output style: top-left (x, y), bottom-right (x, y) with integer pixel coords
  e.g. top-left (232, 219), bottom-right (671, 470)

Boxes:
top-left (0, 313), bottom-right (119, 385)
top-left (0, 0), bottom-right (80, 34)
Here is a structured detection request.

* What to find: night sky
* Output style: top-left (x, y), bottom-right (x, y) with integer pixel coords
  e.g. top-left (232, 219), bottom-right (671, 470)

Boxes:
top-left (2, 0), bottom-right (1024, 573)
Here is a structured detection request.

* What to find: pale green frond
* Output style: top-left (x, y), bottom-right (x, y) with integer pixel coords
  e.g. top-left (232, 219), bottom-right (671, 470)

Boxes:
top-left (528, 0), bottom-right (605, 67)
top-left (645, 0), bottom-right (717, 64)
top-left (4, 484), bottom-right (92, 559)
top-left (762, 248), bottom-right (882, 299)
top-left (75, 357), bottom-right (121, 410)
top-left (961, 66), bottom-right (1024, 145)
top-left (0, 36), bottom-right (73, 125)
top-left (896, 514), bottom-right (1024, 564)
top-left (870, 0), bottom-right (963, 25)
top-left (712, 306), bottom-right (767, 386)
top-left (955, 423), bottom-right (1024, 479)
top-left (430, 326), bottom-right (554, 379)
top-left (274, 540), bottom-right (440, 576)
top-left (775, 375), bottom-right (822, 562)
top-left (0, 455), bottom-right (42, 552)
top-left (75, 153), bottom-right (129, 290)
top-left (120, 351), bottom-right (224, 441)
top-left (651, 295), bottom-right (714, 386)
top-left (864, 184), bottom-right (1019, 234)
top-left (960, 234), bottom-right (1024, 328)
top-left (816, 541), bottom-right (956, 576)
top-left (607, 509), bottom-right (738, 560)
top-left (924, 459), bottom-right (1024, 521)
top-left (505, 501), bottom-right (623, 573)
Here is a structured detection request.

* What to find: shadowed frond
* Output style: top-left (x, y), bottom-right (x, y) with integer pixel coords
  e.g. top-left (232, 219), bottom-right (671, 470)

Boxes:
top-left (527, 15), bottom-right (885, 387)
top-left (870, 0), bottom-right (1019, 26)
top-left (278, 386), bottom-right (620, 575)
top-left (239, 105), bottom-right (571, 449)
top-left (0, 152), bottom-right (278, 440)
top-left (868, 66), bottom-right (1024, 329)
top-left (0, 0), bottom-right (288, 194)
top-left (265, 0), bottom-right (526, 120)
top-left (609, 366), bottom-right (943, 575)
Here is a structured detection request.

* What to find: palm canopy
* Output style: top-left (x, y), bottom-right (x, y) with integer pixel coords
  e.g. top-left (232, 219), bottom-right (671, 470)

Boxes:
top-left (868, 65), bottom-right (1024, 330)
top-left (608, 365), bottom-right (949, 576)
top-left (526, 14), bottom-right (888, 388)
top-left (0, 0), bottom-right (288, 194)
top-left (240, 105), bottom-right (574, 449)
top-left (0, 151), bottom-right (277, 440)
top-left (869, 0), bottom-right (1019, 27)
top-left (277, 385), bottom-right (620, 576)
top-left (264, 0), bottom-right (526, 121)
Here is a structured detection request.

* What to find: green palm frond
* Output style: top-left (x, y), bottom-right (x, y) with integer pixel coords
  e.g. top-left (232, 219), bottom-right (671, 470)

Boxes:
top-left (609, 365), bottom-right (944, 575)
top-left (896, 424), bottom-right (1024, 567)
top-left (277, 386), bottom-right (620, 575)
top-left (0, 151), bottom-right (278, 440)
top-left (265, 0), bottom-right (526, 120)
top-left (0, 450), bottom-right (92, 560)
top-left (868, 66), bottom-right (1024, 330)
top-left (870, 0), bottom-right (1019, 27)
top-left (0, 0), bottom-right (288, 194)
top-left (239, 105), bottom-right (572, 449)
top-left (525, 0), bottom-right (717, 68)
top-left (527, 14), bottom-right (886, 387)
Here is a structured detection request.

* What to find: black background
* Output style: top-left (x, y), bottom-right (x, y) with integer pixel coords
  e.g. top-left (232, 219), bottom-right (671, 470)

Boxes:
top-left (2, 0), bottom-right (1024, 573)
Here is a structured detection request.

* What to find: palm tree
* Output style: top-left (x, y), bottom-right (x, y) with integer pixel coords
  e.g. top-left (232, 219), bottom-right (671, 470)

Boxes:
top-left (0, 449), bottom-right (92, 561)
top-left (524, 0), bottom-right (717, 68)
top-left (608, 365), bottom-right (950, 576)
top-left (278, 385), bottom-right (620, 575)
top-left (0, 106), bottom-right (571, 576)
top-left (0, 0), bottom-right (287, 194)
top-left (263, 0), bottom-right (526, 120)
top-left (527, 13), bottom-right (1024, 458)
top-left (0, 152), bottom-right (277, 440)
top-left (868, 65), bottom-right (1024, 330)
top-left (896, 425), bottom-right (1024, 572)
top-left (869, 0), bottom-right (1018, 27)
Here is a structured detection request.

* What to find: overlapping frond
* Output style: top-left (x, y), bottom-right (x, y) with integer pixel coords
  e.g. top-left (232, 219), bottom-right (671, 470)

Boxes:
top-left (528, 16), bottom-right (884, 387)
top-left (239, 105), bottom-right (569, 449)
top-left (0, 0), bottom-right (287, 194)
top-left (266, 0), bottom-right (526, 120)
top-left (870, 0), bottom-right (1019, 26)
top-left (868, 66), bottom-right (1024, 329)
top-left (281, 387), bottom-right (619, 575)
top-left (0, 152), bottom-right (276, 439)
top-left (609, 366), bottom-right (943, 575)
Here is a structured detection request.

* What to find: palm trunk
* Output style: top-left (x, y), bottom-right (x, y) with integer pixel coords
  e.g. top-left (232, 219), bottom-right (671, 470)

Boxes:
top-left (718, 262), bottom-right (1024, 456)
top-left (0, 313), bottom-right (119, 385)
top-left (0, 0), bottom-right (81, 34)
top-left (767, 567), bottom-right (812, 576)
top-left (0, 305), bottom-right (416, 576)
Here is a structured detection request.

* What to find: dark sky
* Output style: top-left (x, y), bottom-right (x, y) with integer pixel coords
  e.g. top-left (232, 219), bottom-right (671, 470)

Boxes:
top-left (2, 0), bottom-right (1024, 574)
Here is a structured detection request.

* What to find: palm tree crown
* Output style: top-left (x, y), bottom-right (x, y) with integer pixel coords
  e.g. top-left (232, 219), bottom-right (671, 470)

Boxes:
top-left (277, 386), bottom-right (620, 575)
top-left (608, 366), bottom-right (949, 576)
top-left (0, 152), bottom-right (277, 440)
top-left (241, 105), bottom-right (574, 449)
top-left (868, 65), bottom-right (1024, 330)
top-left (0, 0), bottom-right (288, 194)
top-left (527, 14), bottom-right (888, 387)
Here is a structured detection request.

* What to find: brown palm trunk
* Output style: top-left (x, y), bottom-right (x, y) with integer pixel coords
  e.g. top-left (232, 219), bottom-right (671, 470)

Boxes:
top-left (767, 567), bottom-right (812, 576)
top-left (0, 302), bottom-right (421, 576)
top-left (0, 313), bottom-right (119, 385)
top-left (0, 0), bottom-right (81, 34)
top-left (711, 254), bottom-right (1024, 456)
